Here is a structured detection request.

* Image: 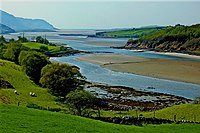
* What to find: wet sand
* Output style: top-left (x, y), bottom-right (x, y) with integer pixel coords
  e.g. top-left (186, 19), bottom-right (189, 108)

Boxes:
top-left (78, 54), bottom-right (200, 84)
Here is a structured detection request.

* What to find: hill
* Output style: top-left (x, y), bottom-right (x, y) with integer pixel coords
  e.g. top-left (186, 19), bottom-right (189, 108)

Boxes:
top-left (0, 10), bottom-right (55, 32)
top-left (1, 104), bottom-right (200, 133)
top-left (96, 27), bottom-right (164, 38)
top-left (0, 23), bottom-right (15, 34)
top-left (124, 24), bottom-right (200, 55)
top-left (100, 104), bottom-right (200, 123)
top-left (143, 104), bottom-right (200, 122)
top-left (0, 59), bottom-right (59, 108)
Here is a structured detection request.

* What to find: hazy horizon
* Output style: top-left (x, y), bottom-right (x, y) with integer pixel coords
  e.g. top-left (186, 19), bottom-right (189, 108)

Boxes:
top-left (1, 0), bottom-right (200, 29)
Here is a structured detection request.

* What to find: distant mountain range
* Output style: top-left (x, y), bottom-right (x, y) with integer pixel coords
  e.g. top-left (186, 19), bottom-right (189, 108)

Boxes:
top-left (0, 10), bottom-right (56, 34)
top-left (0, 24), bottom-right (15, 34)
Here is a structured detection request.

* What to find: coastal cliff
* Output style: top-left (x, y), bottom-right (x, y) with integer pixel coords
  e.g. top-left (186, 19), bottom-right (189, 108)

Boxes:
top-left (124, 24), bottom-right (200, 55)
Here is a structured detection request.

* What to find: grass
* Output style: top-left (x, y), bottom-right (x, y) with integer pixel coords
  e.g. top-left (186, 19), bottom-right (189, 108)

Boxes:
top-left (143, 104), bottom-right (200, 122)
top-left (0, 59), bottom-right (59, 108)
top-left (98, 104), bottom-right (200, 122)
top-left (1, 57), bottom-right (200, 132)
top-left (23, 42), bottom-right (60, 52)
top-left (0, 104), bottom-right (200, 133)
top-left (22, 42), bottom-right (78, 55)
top-left (100, 28), bottom-right (163, 38)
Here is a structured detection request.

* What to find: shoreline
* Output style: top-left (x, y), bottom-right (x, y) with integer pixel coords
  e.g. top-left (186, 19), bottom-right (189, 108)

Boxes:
top-left (85, 83), bottom-right (192, 111)
top-left (146, 51), bottom-right (200, 60)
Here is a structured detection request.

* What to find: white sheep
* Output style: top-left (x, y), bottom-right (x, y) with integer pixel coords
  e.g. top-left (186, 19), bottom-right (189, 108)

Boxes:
top-left (29, 92), bottom-right (36, 97)
top-left (14, 90), bottom-right (18, 94)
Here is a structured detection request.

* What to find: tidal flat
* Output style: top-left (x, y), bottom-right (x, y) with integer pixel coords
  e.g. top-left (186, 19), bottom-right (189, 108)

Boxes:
top-left (78, 54), bottom-right (200, 85)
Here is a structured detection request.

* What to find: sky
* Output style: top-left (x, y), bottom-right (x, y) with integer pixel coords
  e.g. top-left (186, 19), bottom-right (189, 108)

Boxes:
top-left (0, 0), bottom-right (200, 29)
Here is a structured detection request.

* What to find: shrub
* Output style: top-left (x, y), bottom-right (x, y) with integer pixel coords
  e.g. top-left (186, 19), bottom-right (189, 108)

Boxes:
top-left (194, 97), bottom-right (200, 104)
top-left (20, 51), bottom-right (50, 83)
top-left (40, 63), bottom-right (84, 96)
top-left (3, 42), bottom-right (22, 63)
top-left (65, 90), bottom-right (97, 116)
top-left (40, 46), bottom-right (48, 52)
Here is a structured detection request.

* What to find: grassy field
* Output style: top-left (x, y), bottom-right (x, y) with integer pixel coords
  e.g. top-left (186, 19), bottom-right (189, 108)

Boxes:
top-left (0, 59), bottom-right (59, 108)
top-left (23, 42), bottom-right (60, 51)
top-left (97, 28), bottom-right (163, 38)
top-left (1, 104), bottom-right (200, 133)
top-left (1, 57), bottom-right (200, 132)
top-left (99, 104), bottom-right (200, 122)
top-left (143, 104), bottom-right (200, 122)
top-left (22, 42), bottom-right (76, 55)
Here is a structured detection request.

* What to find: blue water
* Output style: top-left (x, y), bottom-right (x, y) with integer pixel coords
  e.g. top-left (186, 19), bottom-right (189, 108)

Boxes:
top-left (50, 38), bottom-right (200, 99)
top-left (60, 40), bottom-right (200, 61)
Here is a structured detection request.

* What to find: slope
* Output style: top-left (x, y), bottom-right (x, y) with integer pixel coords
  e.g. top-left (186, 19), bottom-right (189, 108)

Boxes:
top-left (0, 23), bottom-right (15, 34)
top-left (143, 104), bottom-right (200, 122)
top-left (0, 104), bottom-right (200, 133)
top-left (0, 59), bottom-right (59, 108)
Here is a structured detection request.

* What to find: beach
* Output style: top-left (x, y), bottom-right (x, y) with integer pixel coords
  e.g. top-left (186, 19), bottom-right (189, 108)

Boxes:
top-left (78, 54), bottom-right (200, 84)
top-left (147, 51), bottom-right (200, 60)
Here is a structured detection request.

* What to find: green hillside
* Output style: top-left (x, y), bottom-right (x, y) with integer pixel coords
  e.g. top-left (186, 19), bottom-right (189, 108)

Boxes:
top-left (143, 104), bottom-right (200, 122)
top-left (22, 42), bottom-right (78, 56)
top-left (23, 42), bottom-right (60, 51)
top-left (96, 27), bottom-right (164, 38)
top-left (125, 24), bottom-right (200, 55)
top-left (99, 104), bottom-right (200, 123)
top-left (1, 104), bottom-right (200, 133)
top-left (0, 59), bottom-right (59, 108)
top-left (1, 40), bottom-right (200, 132)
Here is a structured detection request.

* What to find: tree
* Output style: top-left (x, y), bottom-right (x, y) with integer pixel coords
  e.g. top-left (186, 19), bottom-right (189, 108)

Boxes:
top-left (194, 97), bottom-right (200, 104)
top-left (18, 50), bottom-right (29, 65)
top-left (9, 38), bottom-right (15, 42)
top-left (20, 51), bottom-right (50, 83)
top-left (0, 47), bottom-right (6, 59)
top-left (40, 45), bottom-right (48, 52)
top-left (127, 38), bottom-right (137, 45)
top-left (0, 35), bottom-right (6, 43)
top-left (36, 36), bottom-right (49, 44)
top-left (18, 36), bottom-right (28, 42)
top-left (40, 63), bottom-right (84, 96)
top-left (65, 90), bottom-right (96, 116)
top-left (3, 42), bottom-right (22, 63)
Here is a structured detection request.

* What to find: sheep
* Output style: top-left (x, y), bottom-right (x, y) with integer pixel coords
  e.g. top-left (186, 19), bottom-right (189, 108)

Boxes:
top-left (29, 92), bottom-right (36, 97)
top-left (14, 90), bottom-right (18, 95)
top-left (32, 93), bottom-right (35, 96)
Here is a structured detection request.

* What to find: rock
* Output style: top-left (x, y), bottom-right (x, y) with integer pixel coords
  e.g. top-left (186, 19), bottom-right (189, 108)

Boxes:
top-left (0, 79), bottom-right (14, 89)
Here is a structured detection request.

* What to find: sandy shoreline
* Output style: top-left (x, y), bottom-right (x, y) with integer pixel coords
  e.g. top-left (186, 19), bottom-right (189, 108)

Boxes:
top-left (147, 51), bottom-right (200, 60)
top-left (78, 54), bottom-right (200, 84)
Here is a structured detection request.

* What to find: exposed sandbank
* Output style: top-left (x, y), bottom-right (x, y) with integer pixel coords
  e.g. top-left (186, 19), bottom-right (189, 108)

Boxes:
top-left (77, 54), bottom-right (200, 84)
